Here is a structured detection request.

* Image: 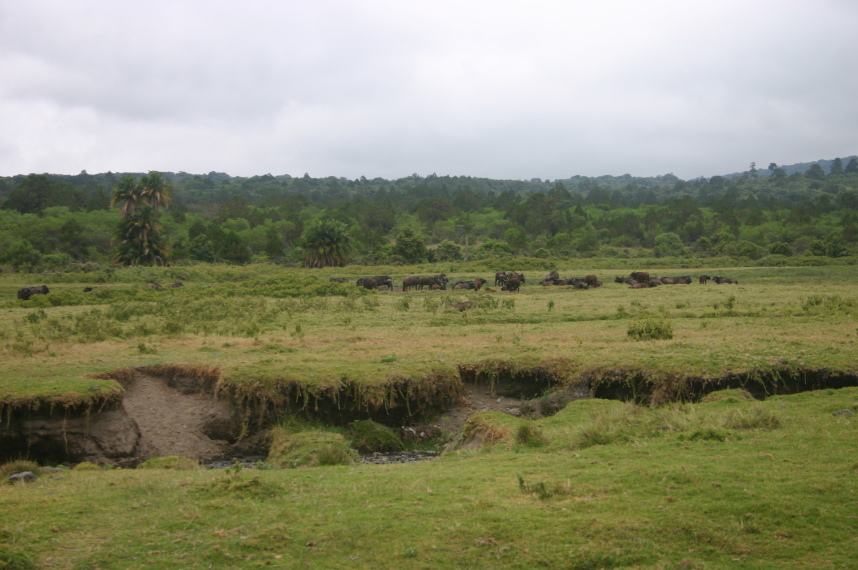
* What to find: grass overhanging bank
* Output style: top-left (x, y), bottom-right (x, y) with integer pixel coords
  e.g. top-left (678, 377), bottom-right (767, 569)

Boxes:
top-left (1, 262), bottom-right (857, 462)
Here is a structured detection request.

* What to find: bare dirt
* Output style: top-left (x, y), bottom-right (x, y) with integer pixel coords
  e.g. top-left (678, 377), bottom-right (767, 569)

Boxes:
top-left (119, 376), bottom-right (585, 465)
top-left (121, 375), bottom-right (234, 463)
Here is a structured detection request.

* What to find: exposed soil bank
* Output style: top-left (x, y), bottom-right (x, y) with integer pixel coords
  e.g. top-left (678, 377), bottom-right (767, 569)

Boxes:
top-left (589, 366), bottom-right (858, 404)
top-left (2, 364), bottom-right (857, 466)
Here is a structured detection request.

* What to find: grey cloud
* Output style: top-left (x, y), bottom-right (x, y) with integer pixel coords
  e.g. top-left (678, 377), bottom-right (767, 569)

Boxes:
top-left (1, 1), bottom-right (857, 179)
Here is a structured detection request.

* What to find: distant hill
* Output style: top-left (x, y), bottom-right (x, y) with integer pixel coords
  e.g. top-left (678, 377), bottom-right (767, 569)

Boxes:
top-left (723, 156), bottom-right (857, 179)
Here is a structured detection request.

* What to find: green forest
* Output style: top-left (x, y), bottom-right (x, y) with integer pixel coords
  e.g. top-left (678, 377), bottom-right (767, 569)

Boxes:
top-left (1, 157), bottom-right (857, 271)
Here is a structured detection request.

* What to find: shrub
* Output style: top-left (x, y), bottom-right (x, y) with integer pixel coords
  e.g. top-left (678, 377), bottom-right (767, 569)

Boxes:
top-left (515, 424), bottom-right (547, 447)
top-left (72, 462), bottom-right (103, 471)
top-left (349, 420), bottom-right (404, 454)
top-left (627, 316), bottom-right (673, 341)
top-left (267, 427), bottom-right (357, 468)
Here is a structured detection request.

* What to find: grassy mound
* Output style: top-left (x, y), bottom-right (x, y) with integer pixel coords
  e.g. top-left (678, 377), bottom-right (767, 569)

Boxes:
top-left (136, 456), bottom-right (200, 470)
top-left (267, 426), bottom-right (357, 468)
top-left (348, 420), bottom-right (404, 453)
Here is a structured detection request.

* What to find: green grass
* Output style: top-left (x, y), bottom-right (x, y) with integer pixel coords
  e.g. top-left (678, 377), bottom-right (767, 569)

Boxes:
top-left (1, 263), bottom-right (857, 420)
top-left (1, 387), bottom-right (856, 568)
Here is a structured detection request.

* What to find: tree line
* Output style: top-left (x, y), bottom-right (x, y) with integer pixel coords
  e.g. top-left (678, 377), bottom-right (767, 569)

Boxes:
top-left (0, 157), bottom-right (856, 270)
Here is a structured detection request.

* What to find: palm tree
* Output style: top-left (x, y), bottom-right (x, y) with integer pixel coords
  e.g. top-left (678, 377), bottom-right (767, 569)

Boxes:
top-left (110, 172), bottom-right (173, 265)
top-left (110, 175), bottom-right (141, 218)
top-left (139, 171), bottom-right (173, 211)
top-left (300, 218), bottom-right (352, 268)
top-left (113, 205), bottom-right (168, 266)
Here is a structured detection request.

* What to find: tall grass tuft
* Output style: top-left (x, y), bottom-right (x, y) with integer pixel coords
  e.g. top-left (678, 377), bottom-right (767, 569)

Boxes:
top-left (724, 405), bottom-right (782, 430)
top-left (627, 315), bottom-right (673, 341)
top-left (0, 459), bottom-right (40, 481)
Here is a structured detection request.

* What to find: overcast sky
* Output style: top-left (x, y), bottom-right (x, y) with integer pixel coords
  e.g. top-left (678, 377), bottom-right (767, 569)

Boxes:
top-left (1, 1), bottom-right (856, 181)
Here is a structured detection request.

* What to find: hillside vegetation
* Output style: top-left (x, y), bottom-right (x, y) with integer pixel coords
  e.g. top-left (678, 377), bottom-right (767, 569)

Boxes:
top-left (1, 157), bottom-right (857, 270)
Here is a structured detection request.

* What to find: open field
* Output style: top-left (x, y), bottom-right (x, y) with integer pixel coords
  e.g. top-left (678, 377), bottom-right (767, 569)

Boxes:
top-left (1, 387), bottom-right (856, 569)
top-left (1, 262), bottom-right (857, 418)
top-left (2, 262), bottom-right (857, 567)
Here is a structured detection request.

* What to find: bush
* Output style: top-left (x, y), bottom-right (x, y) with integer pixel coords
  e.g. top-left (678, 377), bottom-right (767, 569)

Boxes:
top-left (515, 424), bottom-right (547, 447)
top-left (349, 420), bottom-right (404, 453)
top-left (267, 427), bottom-right (357, 468)
top-left (72, 461), bottom-right (103, 471)
top-left (627, 316), bottom-right (673, 341)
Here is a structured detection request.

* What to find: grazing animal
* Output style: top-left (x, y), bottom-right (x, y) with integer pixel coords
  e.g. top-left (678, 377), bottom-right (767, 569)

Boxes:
top-left (584, 274), bottom-right (598, 286)
top-left (452, 277), bottom-right (485, 291)
top-left (544, 270), bottom-right (560, 283)
top-left (494, 271), bottom-right (507, 287)
top-left (421, 273), bottom-right (449, 290)
top-left (713, 276), bottom-right (739, 284)
top-left (17, 285), bottom-right (49, 300)
top-left (629, 282), bottom-right (650, 289)
top-left (83, 287), bottom-right (94, 293)
top-left (502, 276), bottom-right (521, 292)
top-left (402, 276), bottom-right (421, 291)
top-left (699, 275), bottom-right (710, 285)
top-left (357, 275), bottom-right (394, 290)
top-left (630, 271), bottom-right (650, 283)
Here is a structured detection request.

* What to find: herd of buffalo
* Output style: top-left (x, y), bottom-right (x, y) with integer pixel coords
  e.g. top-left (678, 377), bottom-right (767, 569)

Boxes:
top-left (331, 270), bottom-right (739, 292)
top-left (13, 270), bottom-right (739, 301)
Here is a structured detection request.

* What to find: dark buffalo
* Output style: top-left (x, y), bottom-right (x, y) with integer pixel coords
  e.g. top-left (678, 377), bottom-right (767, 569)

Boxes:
top-left (699, 275), bottom-right (711, 285)
top-left (713, 276), bottom-right (739, 284)
top-left (630, 271), bottom-right (650, 283)
top-left (421, 273), bottom-right (448, 290)
top-left (544, 270), bottom-right (560, 283)
top-left (502, 276), bottom-right (521, 292)
top-left (494, 271), bottom-right (507, 287)
top-left (452, 277), bottom-right (486, 291)
top-left (584, 274), bottom-right (598, 286)
top-left (402, 276), bottom-right (421, 291)
top-left (17, 285), bottom-right (49, 300)
top-left (357, 275), bottom-right (394, 290)
top-left (674, 275), bottom-right (692, 285)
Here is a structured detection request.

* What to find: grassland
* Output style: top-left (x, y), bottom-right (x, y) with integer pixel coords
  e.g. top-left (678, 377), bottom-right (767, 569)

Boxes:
top-left (1, 387), bottom-right (856, 568)
top-left (1, 262), bottom-right (857, 420)
top-left (2, 262), bottom-right (857, 567)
